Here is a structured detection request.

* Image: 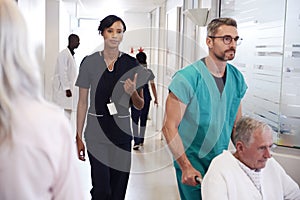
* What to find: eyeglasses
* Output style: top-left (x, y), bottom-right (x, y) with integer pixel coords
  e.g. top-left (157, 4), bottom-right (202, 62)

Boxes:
top-left (208, 35), bottom-right (242, 45)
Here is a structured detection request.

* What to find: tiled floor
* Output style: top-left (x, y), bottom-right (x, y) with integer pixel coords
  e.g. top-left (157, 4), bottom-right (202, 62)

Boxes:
top-left (76, 121), bottom-right (180, 200)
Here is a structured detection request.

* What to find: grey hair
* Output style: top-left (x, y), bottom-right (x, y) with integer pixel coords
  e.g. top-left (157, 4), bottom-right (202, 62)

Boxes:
top-left (232, 116), bottom-right (272, 146)
top-left (0, 0), bottom-right (41, 143)
top-left (207, 17), bottom-right (237, 36)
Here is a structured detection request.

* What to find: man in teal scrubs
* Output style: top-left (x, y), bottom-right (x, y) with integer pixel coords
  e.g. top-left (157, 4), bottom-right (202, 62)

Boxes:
top-left (162, 17), bottom-right (247, 200)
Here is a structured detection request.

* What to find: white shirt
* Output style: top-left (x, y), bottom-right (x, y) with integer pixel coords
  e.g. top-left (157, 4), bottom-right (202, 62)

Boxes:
top-left (202, 150), bottom-right (300, 200)
top-left (0, 97), bottom-right (84, 200)
top-left (237, 159), bottom-right (262, 194)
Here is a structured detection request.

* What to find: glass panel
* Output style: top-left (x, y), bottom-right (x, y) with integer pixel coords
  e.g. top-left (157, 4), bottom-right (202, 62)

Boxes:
top-left (280, 0), bottom-right (300, 147)
top-left (221, 0), bottom-right (300, 148)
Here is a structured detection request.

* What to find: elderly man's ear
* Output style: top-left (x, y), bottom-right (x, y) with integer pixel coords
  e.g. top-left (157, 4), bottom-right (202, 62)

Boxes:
top-left (235, 141), bottom-right (244, 152)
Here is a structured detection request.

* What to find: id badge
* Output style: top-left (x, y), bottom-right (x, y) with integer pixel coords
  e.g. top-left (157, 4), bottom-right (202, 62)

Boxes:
top-left (107, 102), bottom-right (118, 115)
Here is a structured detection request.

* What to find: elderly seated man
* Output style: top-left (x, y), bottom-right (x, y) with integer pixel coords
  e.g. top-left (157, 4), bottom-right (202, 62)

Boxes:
top-left (201, 116), bottom-right (300, 200)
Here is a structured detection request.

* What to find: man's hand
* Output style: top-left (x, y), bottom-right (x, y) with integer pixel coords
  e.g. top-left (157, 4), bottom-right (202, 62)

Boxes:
top-left (66, 89), bottom-right (72, 97)
top-left (181, 165), bottom-right (202, 186)
top-left (154, 98), bottom-right (158, 105)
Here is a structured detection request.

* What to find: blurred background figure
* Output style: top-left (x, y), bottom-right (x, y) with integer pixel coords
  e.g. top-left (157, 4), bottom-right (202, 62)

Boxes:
top-left (202, 116), bottom-right (300, 200)
top-left (131, 51), bottom-right (158, 150)
top-left (52, 33), bottom-right (80, 121)
top-left (0, 0), bottom-right (83, 199)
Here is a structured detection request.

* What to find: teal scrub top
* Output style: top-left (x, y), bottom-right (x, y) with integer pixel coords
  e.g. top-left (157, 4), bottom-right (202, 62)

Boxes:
top-left (169, 60), bottom-right (247, 176)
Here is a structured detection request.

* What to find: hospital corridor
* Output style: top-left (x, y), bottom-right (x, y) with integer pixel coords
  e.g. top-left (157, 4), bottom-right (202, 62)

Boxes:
top-left (1, 0), bottom-right (300, 199)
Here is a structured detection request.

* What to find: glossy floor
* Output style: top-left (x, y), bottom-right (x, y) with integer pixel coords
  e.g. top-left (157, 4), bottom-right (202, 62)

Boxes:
top-left (76, 123), bottom-right (180, 200)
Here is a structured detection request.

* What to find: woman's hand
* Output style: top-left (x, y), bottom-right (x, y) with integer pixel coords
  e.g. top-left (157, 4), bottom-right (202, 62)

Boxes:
top-left (124, 73), bottom-right (137, 95)
top-left (76, 134), bottom-right (86, 161)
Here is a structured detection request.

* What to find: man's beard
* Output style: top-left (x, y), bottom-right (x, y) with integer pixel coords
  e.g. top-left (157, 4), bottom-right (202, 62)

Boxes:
top-left (215, 48), bottom-right (236, 61)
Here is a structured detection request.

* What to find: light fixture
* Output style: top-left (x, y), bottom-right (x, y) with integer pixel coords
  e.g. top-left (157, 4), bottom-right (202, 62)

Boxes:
top-left (183, 8), bottom-right (209, 26)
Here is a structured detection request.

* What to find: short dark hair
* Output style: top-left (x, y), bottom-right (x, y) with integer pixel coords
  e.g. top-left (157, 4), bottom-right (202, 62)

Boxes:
top-left (68, 34), bottom-right (79, 43)
top-left (136, 52), bottom-right (147, 64)
top-left (98, 15), bottom-right (126, 35)
top-left (207, 17), bottom-right (237, 36)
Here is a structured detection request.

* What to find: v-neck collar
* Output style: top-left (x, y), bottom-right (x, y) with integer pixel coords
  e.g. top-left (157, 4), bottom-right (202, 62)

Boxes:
top-left (199, 60), bottom-right (229, 98)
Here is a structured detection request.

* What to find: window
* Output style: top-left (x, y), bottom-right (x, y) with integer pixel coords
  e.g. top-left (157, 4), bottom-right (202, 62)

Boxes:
top-left (221, 0), bottom-right (300, 148)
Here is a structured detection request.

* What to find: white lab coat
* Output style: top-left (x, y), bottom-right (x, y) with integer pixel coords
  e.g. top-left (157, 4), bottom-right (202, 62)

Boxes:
top-left (0, 96), bottom-right (84, 200)
top-left (202, 150), bottom-right (300, 200)
top-left (52, 48), bottom-right (78, 110)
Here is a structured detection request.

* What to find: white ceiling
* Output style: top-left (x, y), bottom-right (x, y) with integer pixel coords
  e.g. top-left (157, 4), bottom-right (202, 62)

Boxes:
top-left (63, 0), bottom-right (166, 19)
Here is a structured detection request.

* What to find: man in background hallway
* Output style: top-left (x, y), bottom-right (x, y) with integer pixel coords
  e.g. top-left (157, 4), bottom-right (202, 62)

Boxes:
top-left (52, 34), bottom-right (80, 121)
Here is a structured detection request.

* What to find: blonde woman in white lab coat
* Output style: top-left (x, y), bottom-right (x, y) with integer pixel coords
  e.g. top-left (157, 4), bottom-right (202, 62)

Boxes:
top-left (0, 0), bottom-right (84, 199)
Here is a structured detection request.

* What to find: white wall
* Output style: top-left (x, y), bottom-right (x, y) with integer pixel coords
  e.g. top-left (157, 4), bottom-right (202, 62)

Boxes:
top-left (18, 0), bottom-right (71, 101)
top-left (18, 0), bottom-right (45, 94)
top-left (44, 0), bottom-right (76, 102)
top-left (44, 0), bottom-right (60, 101)
top-left (122, 12), bottom-right (152, 55)
top-left (151, 5), bottom-right (167, 131)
